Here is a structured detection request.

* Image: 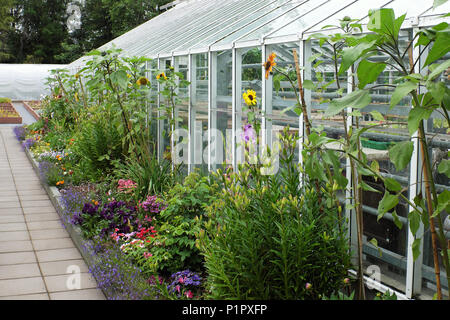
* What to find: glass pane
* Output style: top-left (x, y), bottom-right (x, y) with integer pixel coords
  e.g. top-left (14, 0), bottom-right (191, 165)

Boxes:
top-left (212, 1), bottom-right (306, 48)
top-left (267, 42), bottom-right (300, 162)
top-left (195, 0), bottom-right (292, 49)
top-left (309, 40), bottom-right (348, 140)
top-left (307, 0), bottom-right (392, 34)
top-left (149, 59), bottom-right (159, 155)
top-left (174, 56), bottom-right (189, 175)
top-left (358, 0), bottom-right (433, 25)
top-left (211, 50), bottom-right (233, 170)
top-left (238, 0), bottom-right (329, 43)
top-left (191, 53), bottom-right (209, 173)
top-left (237, 47), bottom-right (262, 165)
top-left (159, 58), bottom-right (172, 161)
top-left (267, 0), bottom-right (355, 39)
top-left (169, 0), bottom-right (266, 53)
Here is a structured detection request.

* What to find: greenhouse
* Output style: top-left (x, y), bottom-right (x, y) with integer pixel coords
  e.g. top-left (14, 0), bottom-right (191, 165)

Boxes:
top-left (0, 0), bottom-right (449, 302)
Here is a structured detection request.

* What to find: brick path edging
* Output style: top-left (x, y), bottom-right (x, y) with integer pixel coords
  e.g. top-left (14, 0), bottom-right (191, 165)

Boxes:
top-left (24, 147), bottom-right (109, 299)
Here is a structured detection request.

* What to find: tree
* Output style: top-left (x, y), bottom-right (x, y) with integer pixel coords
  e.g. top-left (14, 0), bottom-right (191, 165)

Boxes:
top-left (0, 0), bottom-right (14, 62)
top-left (9, 0), bottom-right (70, 63)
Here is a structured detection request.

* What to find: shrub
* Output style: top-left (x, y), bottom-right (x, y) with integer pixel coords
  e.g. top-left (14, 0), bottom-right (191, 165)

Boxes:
top-left (148, 171), bottom-right (219, 275)
top-left (0, 97), bottom-right (12, 103)
top-left (196, 132), bottom-right (351, 300)
top-left (73, 116), bottom-right (124, 180)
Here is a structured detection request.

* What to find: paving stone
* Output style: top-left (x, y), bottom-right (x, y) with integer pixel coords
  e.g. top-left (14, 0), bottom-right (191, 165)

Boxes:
top-left (0, 215), bottom-right (25, 223)
top-left (0, 196), bottom-right (19, 202)
top-left (0, 263), bottom-right (41, 280)
top-left (19, 195), bottom-right (50, 201)
top-left (0, 277), bottom-right (47, 297)
top-left (0, 201), bottom-right (21, 209)
top-left (0, 222), bottom-right (27, 231)
top-left (24, 213), bottom-right (60, 222)
top-left (27, 220), bottom-right (63, 231)
top-left (0, 252), bottom-right (36, 265)
top-left (39, 259), bottom-right (89, 276)
top-left (49, 288), bottom-right (104, 300)
top-left (21, 200), bottom-right (54, 208)
top-left (23, 207), bottom-right (57, 214)
top-left (0, 231), bottom-right (30, 241)
top-left (36, 248), bottom-right (82, 263)
top-left (0, 293), bottom-right (49, 300)
top-left (44, 272), bottom-right (97, 293)
top-left (29, 228), bottom-right (69, 240)
top-left (0, 240), bottom-right (33, 253)
top-left (0, 207), bottom-right (23, 215)
top-left (32, 238), bottom-right (74, 251)
top-left (16, 190), bottom-right (47, 197)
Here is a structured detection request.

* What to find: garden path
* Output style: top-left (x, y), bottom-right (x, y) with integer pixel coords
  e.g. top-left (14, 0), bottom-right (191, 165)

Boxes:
top-left (0, 127), bottom-right (105, 300)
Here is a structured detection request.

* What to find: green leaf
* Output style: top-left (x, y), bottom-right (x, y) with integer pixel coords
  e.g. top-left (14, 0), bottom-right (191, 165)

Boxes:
top-left (412, 238), bottom-right (421, 261)
top-left (357, 60), bottom-right (386, 89)
top-left (438, 159), bottom-right (450, 178)
top-left (369, 238), bottom-right (382, 257)
top-left (370, 110), bottom-right (385, 121)
top-left (339, 40), bottom-right (376, 75)
top-left (408, 106), bottom-right (434, 136)
top-left (389, 141), bottom-right (414, 171)
top-left (361, 181), bottom-right (381, 193)
top-left (368, 9), bottom-right (406, 41)
top-left (110, 70), bottom-right (129, 90)
top-left (433, 190), bottom-right (450, 218)
top-left (424, 30), bottom-right (450, 66)
top-left (426, 81), bottom-right (446, 104)
top-left (326, 90), bottom-right (371, 117)
top-left (390, 81), bottom-right (417, 109)
top-left (409, 210), bottom-right (421, 236)
top-left (391, 211), bottom-right (403, 230)
top-left (378, 191), bottom-right (398, 216)
top-left (384, 177), bottom-right (402, 193)
top-left (427, 59), bottom-right (450, 80)
top-left (303, 79), bottom-right (315, 90)
top-left (434, 0), bottom-right (448, 8)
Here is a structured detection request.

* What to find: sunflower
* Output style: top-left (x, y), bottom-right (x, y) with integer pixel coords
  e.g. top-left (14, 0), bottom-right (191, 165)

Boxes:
top-left (136, 77), bottom-right (150, 86)
top-left (243, 89), bottom-right (257, 106)
top-left (156, 72), bottom-right (167, 80)
top-left (264, 53), bottom-right (277, 79)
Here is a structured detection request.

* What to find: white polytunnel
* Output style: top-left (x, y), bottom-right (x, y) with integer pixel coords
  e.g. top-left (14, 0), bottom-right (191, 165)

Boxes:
top-left (0, 64), bottom-right (67, 101)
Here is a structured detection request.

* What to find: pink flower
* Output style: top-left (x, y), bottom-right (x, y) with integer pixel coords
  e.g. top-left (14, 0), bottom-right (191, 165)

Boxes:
top-left (143, 252), bottom-right (152, 259)
top-left (305, 283), bottom-right (312, 290)
top-left (343, 278), bottom-right (350, 284)
top-left (185, 290), bottom-right (194, 299)
top-left (175, 285), bottom-right (180, 293)
top-left (179, 277), bottom-right (184, 284)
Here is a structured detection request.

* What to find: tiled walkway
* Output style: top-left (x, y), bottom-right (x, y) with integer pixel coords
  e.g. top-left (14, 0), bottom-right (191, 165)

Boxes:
top-left (0, 127), bottom-right (105, 300)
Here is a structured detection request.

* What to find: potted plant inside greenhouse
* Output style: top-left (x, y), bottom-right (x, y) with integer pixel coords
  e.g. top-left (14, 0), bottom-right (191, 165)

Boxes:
top-left (0, 0), bottom-right (449, 305)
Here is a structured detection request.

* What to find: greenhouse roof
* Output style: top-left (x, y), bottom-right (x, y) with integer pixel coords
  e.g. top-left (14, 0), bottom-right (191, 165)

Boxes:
top-left (68, 0), bottom-right (450, 69)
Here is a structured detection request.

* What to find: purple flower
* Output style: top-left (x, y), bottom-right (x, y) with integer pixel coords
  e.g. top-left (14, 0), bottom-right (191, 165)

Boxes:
top-left (13, 126), bottom-right (27, 141)
top-left (241, 124), bottom-right (256, 143)
top-left (167, 270), bottom-right (202, 297)
top-left (22, 138), bottom-right (37, 150)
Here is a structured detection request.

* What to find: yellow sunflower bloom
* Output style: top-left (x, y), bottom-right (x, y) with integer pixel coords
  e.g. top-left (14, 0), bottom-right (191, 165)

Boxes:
top-left (156, 72), bottom-right (167, 80)
top-left (243, 89), bottom-right (257, 106)
top-left (136, 77), bottom-right (150, 86)
top-left (264, 53), bottom-right (277, 79)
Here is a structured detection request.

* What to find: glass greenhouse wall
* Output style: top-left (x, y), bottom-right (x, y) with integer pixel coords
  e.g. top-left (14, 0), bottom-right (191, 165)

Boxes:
top-left (66, 0), bottom-right (450, 299)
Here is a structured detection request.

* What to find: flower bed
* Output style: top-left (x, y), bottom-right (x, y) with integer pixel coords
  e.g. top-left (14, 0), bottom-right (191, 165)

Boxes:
top-left (10, 48), bottom-right (357, 300)
top-left (0, 99), bottom-right (22, 124)
top-left (22, 100), bottom-right (42, 121)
